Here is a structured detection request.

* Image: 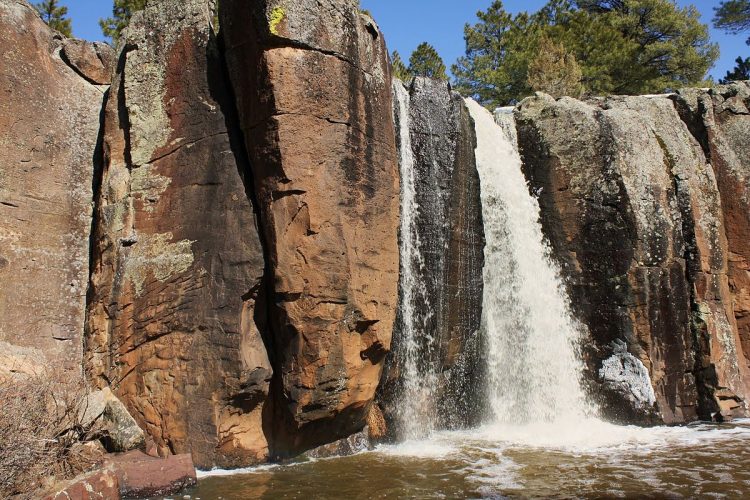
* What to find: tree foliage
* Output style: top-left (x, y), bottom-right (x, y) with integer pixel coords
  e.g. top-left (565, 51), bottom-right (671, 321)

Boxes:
top-left (391, 51), bottom-right (411, 81)
top-left (99, 0), bottom-right (147, 42)
top-left (714, 0), bottom-right (750, 45)
top-left (720, 56), bottom-right (750, 83)
top-left (453, 0), bottom-right (719, 107)
top-left (527, 36), bottom-right (584, 98)
top-left (408, 42), bottom-right (448, 80)
top-left (34, 0), bottom-right (72, 37)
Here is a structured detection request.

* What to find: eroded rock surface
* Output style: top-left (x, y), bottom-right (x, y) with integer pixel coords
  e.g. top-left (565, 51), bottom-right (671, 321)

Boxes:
top-left (0, 0), bottom-right (109, 374)
top-left (85, 0), bottom-right (270, 468)
top-left (222, 0), bottom-right (400, 456)
top-left (516, 91), bottom-right (750, 423)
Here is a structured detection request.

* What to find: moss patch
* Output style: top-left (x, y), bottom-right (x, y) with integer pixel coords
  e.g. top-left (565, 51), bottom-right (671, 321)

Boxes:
top-left (269, 6), bottom-right (285, 36)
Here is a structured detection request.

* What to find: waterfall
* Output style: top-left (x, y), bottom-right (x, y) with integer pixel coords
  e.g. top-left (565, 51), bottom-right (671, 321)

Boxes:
top-left (466, 100), bottom-right (594, 425)
top-left (392, 81), bottom-right (439, 438)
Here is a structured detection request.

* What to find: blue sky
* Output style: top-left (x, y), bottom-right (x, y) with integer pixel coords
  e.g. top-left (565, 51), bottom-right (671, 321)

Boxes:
top-left (62, 0), bottom-right (747, 81)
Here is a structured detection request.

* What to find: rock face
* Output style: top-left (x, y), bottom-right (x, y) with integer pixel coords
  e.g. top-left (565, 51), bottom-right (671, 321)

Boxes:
top-left (674, 83), bottom-right (750, 418)
top-left (0, 0), bottom-right (111, 374)
top-left (221, 0), bottom-right (400, 455)
top-left (379, 78), bottom-right (485, 431)
top-left (516, 91), bottom-right (750, 423)
top-left (85, 0), bottom-right (270, 468)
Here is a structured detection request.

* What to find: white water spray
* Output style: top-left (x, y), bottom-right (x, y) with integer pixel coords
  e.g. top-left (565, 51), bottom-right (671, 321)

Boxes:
top-left (392, 82), bottom-right (438, 438)
top-left (466, 100), bottom-right (594, 425)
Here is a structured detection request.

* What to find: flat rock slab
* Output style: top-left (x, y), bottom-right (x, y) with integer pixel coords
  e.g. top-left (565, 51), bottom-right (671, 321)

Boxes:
top-left (107, 451), bottom-right (197, 498)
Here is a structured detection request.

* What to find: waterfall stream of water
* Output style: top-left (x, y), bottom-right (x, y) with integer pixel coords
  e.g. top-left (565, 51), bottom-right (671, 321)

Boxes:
top-left (392, 82), bottom-right (438, 439)
top-left (466, 99), bottom-right (595, 425)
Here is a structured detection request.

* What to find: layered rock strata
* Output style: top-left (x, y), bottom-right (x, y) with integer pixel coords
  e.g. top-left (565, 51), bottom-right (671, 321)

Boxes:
top-left (221, 0), bottom-right (400, 456)
top-left (85, 0), bottom-right (270, 468)
top-left (0, 0), bottom-right (111, 374)
top-left (516, 90), bottom-right (750, 423)
top-left (379, 78), bottom-right (485, 431)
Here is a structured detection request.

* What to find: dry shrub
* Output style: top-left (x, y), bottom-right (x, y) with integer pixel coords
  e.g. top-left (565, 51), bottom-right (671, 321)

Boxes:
top-left (0, 369), bottom-right (103, 497)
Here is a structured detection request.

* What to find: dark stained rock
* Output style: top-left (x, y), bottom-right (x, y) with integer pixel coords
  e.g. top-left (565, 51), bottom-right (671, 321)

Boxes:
top-left (516, 92), bottom-right (750, 423)
top-left (107, 451), bottom-right (196, 498)
top-left (85, 0), bottom-right (270, 468)
top-left (0, 0), bottom-right (107, 375)
top-left (221, 0), bottom-right (400, 457)
top-left (379, 78), bottom-right (485, 432)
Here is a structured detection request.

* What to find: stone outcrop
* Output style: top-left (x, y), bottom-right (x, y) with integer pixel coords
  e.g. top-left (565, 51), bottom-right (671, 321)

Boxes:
top-left (379, 78), bottom-right (485, 431)
top-left (85, 0), bottom-right (270, 468)
top-left (516, 90), bottom-right (750, 423)
top-left (221, 0), bottom-right (400, 456)
top-left (0, 0), bottom-right (111, 374)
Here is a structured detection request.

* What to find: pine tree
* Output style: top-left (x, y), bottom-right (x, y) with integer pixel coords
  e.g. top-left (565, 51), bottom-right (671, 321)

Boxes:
top-left (391, 51), bottom-right (411, 81)
top-left (453, 0), bottom-right (719, 108)
top-left (720, 56), bottom-right (750, 83)
top-left (714, 0), bottom-right (750, 45)
top-left (527, 36), bottom-right (584, 98)
top-left (408, 43), bottom-right (448, 80)
top-left (34, 0), bottom-right (72, 37)
top-left (99, 0), bottom-right (147, 42)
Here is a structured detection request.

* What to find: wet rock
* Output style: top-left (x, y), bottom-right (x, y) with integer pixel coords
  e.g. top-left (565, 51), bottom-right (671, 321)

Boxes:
top-left (305, 428), bottom-right (371, 458)
top-left (379, 78), bottom-right (485, 431)
top-left (366, 403), bottom-right (387, 441)
top-left (222, 0), bottom-right (400, 456)
top-left (0, 0), bottom-right (107, 375)
top-left (107, 451), bottom-right (197, 498)
top-left (516, 91), bottom-right (750, 423)
top-left (85, 0), bottom-right (270, 468)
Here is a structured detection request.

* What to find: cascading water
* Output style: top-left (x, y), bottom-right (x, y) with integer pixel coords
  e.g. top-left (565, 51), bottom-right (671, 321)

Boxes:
top-left (392, 81), bottom-right (439, 439)
top-left (465, 99), bottom-right (595, 425)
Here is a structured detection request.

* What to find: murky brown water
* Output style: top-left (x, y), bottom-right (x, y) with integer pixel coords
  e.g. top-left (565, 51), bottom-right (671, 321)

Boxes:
top-left (191, 419), bottom-right (750, 499)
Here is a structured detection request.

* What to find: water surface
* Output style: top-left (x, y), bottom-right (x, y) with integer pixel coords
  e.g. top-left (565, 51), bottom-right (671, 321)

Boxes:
top-left (193, 419), bottom-right (750, 499)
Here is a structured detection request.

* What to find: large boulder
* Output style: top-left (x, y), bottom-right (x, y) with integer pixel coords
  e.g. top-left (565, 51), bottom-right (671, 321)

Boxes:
top-left (81, 388), bottom-right (146, 452)
top-left (85, 0), bottom-right (270, 468)
top-left (0, 0), bottom-right (111, 374)
top-left (516, 92), bottom-right (750, 423)
top-left (221, 0), bottom-right (400, 456)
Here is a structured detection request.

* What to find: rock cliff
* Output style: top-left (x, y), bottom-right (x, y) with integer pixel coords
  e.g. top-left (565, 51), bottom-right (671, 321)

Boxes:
top-left (0, 0), bottom-right (111, 374)
top-left (516, 89), bottom-right (750, 423)
top-left (3, 0), bottom-right (750, 475)
top-left (85, 0), bottom-right (270, 468)
top-left (221, 0), bottom-right (400, 456)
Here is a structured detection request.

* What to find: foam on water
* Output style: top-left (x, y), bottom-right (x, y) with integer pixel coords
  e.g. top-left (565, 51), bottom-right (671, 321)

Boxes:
top-left (377, 419), bottom-right (750, 456)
